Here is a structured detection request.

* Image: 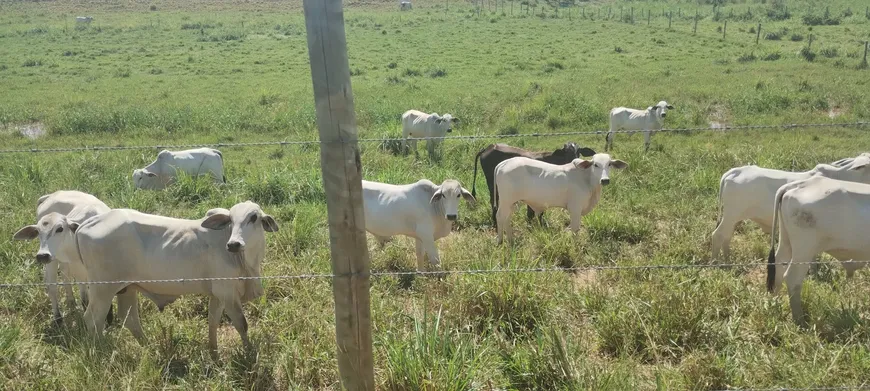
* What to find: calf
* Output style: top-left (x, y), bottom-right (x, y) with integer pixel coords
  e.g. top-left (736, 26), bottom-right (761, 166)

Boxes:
top-left (363, 179), bottom-right (475, 270)
top-left (767, 176), bottom-right (870, 325)
top-left (472, 142), bottom-right (596, 227)
top-left (711, 155), bottom-right (870, 261)
top-left (605, 101), bottom-right (673, 152)
top-left (29, 190), bottom-right (111, 323)
top-left (401, 110), bottom-right (459, 160)
top-left (61, 201), bottom-right (277, 357)
top-left (494, 153), bottom-right (627, 244)
top-left (133, 148), bottom-right (226, 190)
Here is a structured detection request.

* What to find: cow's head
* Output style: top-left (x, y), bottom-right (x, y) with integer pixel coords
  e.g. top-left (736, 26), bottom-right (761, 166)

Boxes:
top-left (650, 101), bottom-right (674, 119)
top-left (201, 201), bottom-right (278, 253)
top-left (434, 113), bottom-right (459, 133)
top-left (132, 169), bottom-right (159, 190)
top-left (13, 212), bottom-right (80, 265)
top-left (430, 179), bottom-right (475, 221)
top-left (573, 153), bottom-right (628, 186)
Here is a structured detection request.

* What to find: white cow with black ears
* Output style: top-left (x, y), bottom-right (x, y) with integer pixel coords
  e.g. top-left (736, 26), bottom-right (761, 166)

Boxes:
top-left (401, 110), bottom-right (460, 160)
top-left (362, 178), bottom-right (475, 270)
top-left (605, 101), bottom-right (673, 152)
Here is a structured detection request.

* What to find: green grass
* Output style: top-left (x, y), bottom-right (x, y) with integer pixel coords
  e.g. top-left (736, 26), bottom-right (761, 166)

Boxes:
top-left (1, 0), bottom-right (870, 389)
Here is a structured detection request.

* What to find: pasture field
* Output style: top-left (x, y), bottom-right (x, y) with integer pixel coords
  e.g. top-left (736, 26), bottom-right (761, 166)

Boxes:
top-left (2, 0), bottom-right (870, 389)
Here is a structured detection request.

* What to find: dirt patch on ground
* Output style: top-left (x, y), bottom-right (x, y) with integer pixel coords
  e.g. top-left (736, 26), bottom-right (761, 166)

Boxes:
top-left (572, 269), bottom-right (598, 288)
top-left (708, 104), bottom-right (729, 129)
top-left (828, 107), bottom-right (845, 119)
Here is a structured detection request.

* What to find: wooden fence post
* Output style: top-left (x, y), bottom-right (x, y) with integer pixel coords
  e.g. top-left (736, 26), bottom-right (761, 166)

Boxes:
top-left (861, 41), bottom-right (869, 69)
top-left (303, 0), bottom-right (375, 390)
top-left (608, 6), bottom-right (611, 19)
top-left (648, 11), bottom-right (651, 25)
top-left (630, 7), bottom-right (633, 23)
top-left (723, 20), bottom-right (727, 39)
top-left (619, 7), bottom-right (622, 21)
top-left (668, 11), bottom-right (672, 29)
top-left (756, 23), bottom-right (761, 44)
top-left (693, 15), bottom-right (698, 34)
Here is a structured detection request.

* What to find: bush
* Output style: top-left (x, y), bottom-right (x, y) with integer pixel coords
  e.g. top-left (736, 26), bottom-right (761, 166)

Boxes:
top-left (799, 47), bottom-right (816, 62)
top-left (842, 8), bottom-right (853, 17)
top-left (761, 52), bottom-right (781, 61)
top-left (737, 52), bottom-right (757, 63)
top-left (614, 46), bottom-right (625, 53)
top-left (148, 68), bottom-right (163, 75)
top-left (402, 68), bottom-right (421, 77)
top-left (386, 62), bottom-right (397, 69)
top-left (820, 47), bottom-right (838, 58)
top-left (149, 4), bottom-right (157, 11)
top-left (790, 33), bottom-right (804, 42)
top-left (802, 13), bottom-right (840, 26)
top-left (21, 59), bottom-right (41, 67)
top-left (427, 67), bottom-right (447, 78)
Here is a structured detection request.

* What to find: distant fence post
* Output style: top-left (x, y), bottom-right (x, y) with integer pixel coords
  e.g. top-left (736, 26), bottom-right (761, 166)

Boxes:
top-left (446, 0), bottom-right (448, 12)
top-left (861, 41), bottom-right (868, 69)
top-left (301, 0), bottom-right (374, 390)
top-left (619, 7), bottom-right (622, 21)
top-left (648, 11), bottom-right (651, 25)
top-left (723, 20), bottom-right (727, 39)
top-left (668, 10), bottom-right (672, 29)
top-left (756, 23), bottom-right (761, 44)
top-left (608, 6), bottom-right (611, 19)
top-left (630, 7), bottom-right (633, 23)
top-left (693, 15), bottom-right (698, 34)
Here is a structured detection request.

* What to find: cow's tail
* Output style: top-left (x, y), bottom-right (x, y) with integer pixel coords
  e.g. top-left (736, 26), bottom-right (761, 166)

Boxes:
top-left (212, 149), bottom-right (226, 183)
top-left (716, 169), bottom-right (733, 225)
top-left (471, 145), bottom-right (489, 198)
top-left (767, 180), bottom-right (794, 292)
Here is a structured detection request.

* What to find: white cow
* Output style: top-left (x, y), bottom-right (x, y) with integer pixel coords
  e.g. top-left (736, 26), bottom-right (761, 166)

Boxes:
top-left (57, 201), bottom-right (277, 356)
top-left (76, 16), bottom-right (93, 24)
top-left (494, 153), bottom-right (627, 244)
top-left (830, 152), bottom-right (870, 168)
top-left (605, 101), bottom-right (673, 152)
top-left (133, 148), bottom-right (226, 190)
top-left (400, 1), bottom-right (412, 10)
top-left (767, 176), bottom-right (870, 325)
top-left (363, 179), bottom-right (475, 270)
top-left (23, 191), bottom-right (111, 323)
top-left (401, 110), bottom-right (459, 160)
top-left (711, 155), bottom-right (870, 261)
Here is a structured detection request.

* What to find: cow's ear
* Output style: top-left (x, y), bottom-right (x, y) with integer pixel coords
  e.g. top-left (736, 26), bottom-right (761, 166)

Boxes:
top-left (666, 105), bottom-right (674, 110)
top-left (460, 187), bottom-right (476, 206)
top-left (144, 171), bottom-right (158, 177)
top-left (430, 189), bottom-right (444, 204)
top-left (611, 159), bottom-right (628, 169)
top-left (68, 221), bottom-right (81, 233)
top-left (578, 147), bottom-right (596, 157)
top-left (849, 160), bottom-right (870, 170)
top-left (573, 159), bottom-right (593, 169)
top-left (157, 150), bottom-right (171, 159)
top-left (13, 225), bottom-right (39, 241)
top-left (434, 117), bottom-right (444, 124)
top-left (261, 214), bottom-right (279, 232)
top-left (201, 213), bottom-right (232, 230)
top-left (451, 117), bottom-right (460, 123)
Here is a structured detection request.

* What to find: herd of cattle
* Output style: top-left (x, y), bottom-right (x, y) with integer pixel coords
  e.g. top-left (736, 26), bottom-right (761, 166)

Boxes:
top-left (9, 107), bottom-right (870, 354)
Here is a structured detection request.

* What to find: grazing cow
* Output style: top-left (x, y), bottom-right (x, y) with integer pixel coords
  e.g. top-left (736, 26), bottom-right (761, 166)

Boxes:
top-left (24, 191), bottom-right (112, 323)
top-left (133, 148), bottom-right (226, 190)
top-left (767, 176), bottom-right (870, 325)
top-left (711, 155), bottom-right (870, 261)
top-left (67, 201), bottom-right (277, 357)
top-left (494, 153), bottom-right (627, 244)
top-left (471, 142), bottom-right (597, 227)
top-left (400, 1), bottom-right (412, 10)
top-left (605, 101), bottom-right (673, 152)
top-left (401, 110), bottom-right (459, 160)
top-left (76, 16), bottom-right (93, 23)
top-left (362, 179), bottom-right (475, 270)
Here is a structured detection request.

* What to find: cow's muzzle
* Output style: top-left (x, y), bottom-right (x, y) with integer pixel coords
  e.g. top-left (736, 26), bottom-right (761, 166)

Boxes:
top-left (447, 128), bottom-right (453, 133)
top-left (36, 252), bottom-right (52, 264)
top-left (600, 178), bottom-right (611, 186)
top-left (227, 241), bottom-right (244, 253)
top-left (661, 113), bottom-right (667, 118)
top-left (446, 214), bottom-right (457, 221)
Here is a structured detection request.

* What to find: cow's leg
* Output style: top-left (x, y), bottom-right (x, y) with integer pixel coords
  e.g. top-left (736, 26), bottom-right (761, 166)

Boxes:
top-left (784, 256), bottom-right (811, 327)
top-left (567, 203), bottom-right (583, 234)
top-left (207, 296), bottom-right (225, 359)
top-left (59, 263), bottom-right (77, 311)
top-left (769, 221), bottom-right (793, 295)
top-left (116, 288), bottom-right (145, 343)
top-left (525, 206), bottom-right (536, 224)
top-left (605, 129), bottom-right (614, 151)
top-left (409, 139), bottom-right (418, 157)
top-left (414, 239), bottom-right (426, 271)
top-left (44, 261), bottom-right (62, 323)
top-left (376, 236), bottom-right (392, 249)
top-left (711, 214), bottom-right (739, 261)
top-left (419, 238), bottom-right (441, 267)
top-left (643, 130), bottom-right (651, 152)
top-left (496, 204), bottom-right (513, 245)
top-left (82, 284), bottom-right (120, 335)
top-left (223, 298), bottom-right (252, 351)
top-left (427, 139), bottom-right (437, 161)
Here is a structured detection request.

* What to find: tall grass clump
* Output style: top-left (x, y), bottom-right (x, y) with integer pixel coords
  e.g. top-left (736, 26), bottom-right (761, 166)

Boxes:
top-left (382, 308), bottom-right (485, 391)
top-left (453, 275), bottom-right (550, 339)
top-left (500, 329), bottom-right (579, 390)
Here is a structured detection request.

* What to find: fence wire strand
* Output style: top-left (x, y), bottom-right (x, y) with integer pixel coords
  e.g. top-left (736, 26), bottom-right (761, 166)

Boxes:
top-left (2, 259), bottom-right (868, 288)
top-left (0, 121), bottom-right (866, 154)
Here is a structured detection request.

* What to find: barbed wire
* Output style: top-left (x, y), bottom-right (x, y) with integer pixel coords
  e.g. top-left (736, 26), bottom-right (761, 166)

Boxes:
top-left (0, 121), bottom-right (866, 154)
top-left (1, 259), bottom-right (867, 288)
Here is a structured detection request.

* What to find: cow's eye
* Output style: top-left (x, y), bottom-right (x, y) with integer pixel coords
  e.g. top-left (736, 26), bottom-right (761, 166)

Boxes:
top-left (456, 194), bottom-right (461, 198)
top-left (55, 227), bottom-right (63, 233)
top-left (594, 163), bottom-right (600, 168)
top-left (249, 215), bottom-right (258, 224)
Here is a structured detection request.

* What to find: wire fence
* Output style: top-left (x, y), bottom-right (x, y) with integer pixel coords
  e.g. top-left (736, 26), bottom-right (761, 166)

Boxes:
top-left (1, 259), bottom-right (868, 288)
top-left (0, 121), bottom-right (867, 154)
